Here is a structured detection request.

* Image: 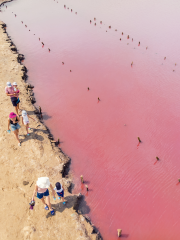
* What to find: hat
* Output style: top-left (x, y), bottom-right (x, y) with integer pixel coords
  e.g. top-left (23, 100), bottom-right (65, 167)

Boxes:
top-left (7, 82), bottom-right (12, 87)
top-left (22, 110), bottom-right (27, 116)
top-left (13, 82), bottom-right (17, 86)
top-left (36, 177), bottom-right (50, 189)
top-left (9, 112), bottom-right (16, 118)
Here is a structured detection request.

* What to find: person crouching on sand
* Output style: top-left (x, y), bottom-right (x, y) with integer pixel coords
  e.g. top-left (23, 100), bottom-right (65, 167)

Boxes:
top-left (21, 110), bottom-right (35, 136)
top-left (5, 82), bottom-right (19, 116)
top-left (31, 177), bottom-right (55, 215)
top-left (7, 112), bottom-right (21, 146)
top-left (53, 182), bottom-right (66, 204)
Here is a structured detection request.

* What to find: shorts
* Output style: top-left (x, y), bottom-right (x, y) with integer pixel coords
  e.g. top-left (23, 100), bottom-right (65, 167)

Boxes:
top-left (56, 190), bottom-right (64, 197)
top-left (37, 189), bottom-right (49, 199)
top-left (23, 121), bottom-right (29, 125)
top-left (16, 98), bottom-right (20, 104)
top-left (11, 123), bottom-right (21, 131)
top-left (11, 97), bottom-right (18, 107)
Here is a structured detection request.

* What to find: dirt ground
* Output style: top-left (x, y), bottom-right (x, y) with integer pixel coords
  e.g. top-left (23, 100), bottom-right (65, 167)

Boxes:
top-left (0, 16), bottom-right (98, 240)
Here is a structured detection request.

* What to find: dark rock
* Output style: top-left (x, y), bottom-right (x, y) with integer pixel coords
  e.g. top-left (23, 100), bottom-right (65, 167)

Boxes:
top-left (21, 66), bottom-right (27, 73)
top-left (28, 84), bottom-right (34, 88)
top-left (17, 54), bottom-right (25, 63)
top-left (73, 193), bottom-right (82, 212)
top-left (28, 91), bottom-right (34, 96)
top-left (23, 181), bottom-right (29, 185)
top-left (34, 109), bottom-right (39, 114)
top-left (22, 72), bottom-right (28, 81)
top-left (1, 23), bottom-right (6, 28)
top-left (30, 97), bottom-right (36, 103)
top-left (64, 180), bottom-right (72, 192)
top-left (61, 158), bottom-right (71, 177)
top-left (11, 47), bottom-right (17, 52)
top-left (96, 232), bottom-right (102, 240)
top-left (84, 215), bottom-right (91, 223)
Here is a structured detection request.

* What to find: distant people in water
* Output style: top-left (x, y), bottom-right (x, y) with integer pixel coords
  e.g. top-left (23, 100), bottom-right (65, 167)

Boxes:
top-left (31, 177), bottom-right (55, 215)
top-left (21, 110), bottom-right (35, 136)
top-left (7, 112), bottom-right (21, 146)
top-left (5, 82), bottom-right (20, 116)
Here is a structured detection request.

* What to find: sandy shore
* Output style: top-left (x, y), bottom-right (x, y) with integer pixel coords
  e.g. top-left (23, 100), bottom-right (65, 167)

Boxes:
top-left (0, 9), bottom-right (100, 240)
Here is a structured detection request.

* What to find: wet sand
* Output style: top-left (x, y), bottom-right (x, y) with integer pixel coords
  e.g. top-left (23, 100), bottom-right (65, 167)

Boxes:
top-left (0, 15), bottom-right (100, 240)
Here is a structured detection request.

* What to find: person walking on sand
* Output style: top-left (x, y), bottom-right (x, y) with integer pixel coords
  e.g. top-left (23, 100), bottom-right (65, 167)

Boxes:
top-left (7, 112), bottom-right (21, 146)
top-left (12, 82), bottom-right (21, 113)
top-left (53, 182), bottom-right (66, 204)
top-left (21, 110), bottom-right (35, 136)
top-left (31, 177), bottom-right (55, 215)
top-left (5, 82), bottom-right (19, 116)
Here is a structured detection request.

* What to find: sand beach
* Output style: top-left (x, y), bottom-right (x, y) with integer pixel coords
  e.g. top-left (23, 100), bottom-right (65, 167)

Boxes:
top-left (0, 3), bottom-right (100, 239)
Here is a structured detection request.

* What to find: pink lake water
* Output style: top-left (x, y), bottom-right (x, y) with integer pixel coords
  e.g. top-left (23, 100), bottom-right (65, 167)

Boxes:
top-left (1, 0), bottom-right (180, 239)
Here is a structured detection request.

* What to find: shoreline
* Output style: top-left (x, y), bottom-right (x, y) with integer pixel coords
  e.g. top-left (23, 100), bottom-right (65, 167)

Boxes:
top-left (0, 6), bottom-right (101, 240)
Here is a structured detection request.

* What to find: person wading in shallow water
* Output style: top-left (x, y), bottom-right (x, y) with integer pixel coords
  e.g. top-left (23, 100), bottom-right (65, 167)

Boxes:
top-left (7, 112), bottom-right (21, 146)
top-left (32, 177), bottom-right (55, 215)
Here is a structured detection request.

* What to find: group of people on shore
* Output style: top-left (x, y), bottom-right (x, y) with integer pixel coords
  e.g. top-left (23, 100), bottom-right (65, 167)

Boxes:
top-left (5, 81), bottom-right (65, 215)
top-left (31, 177), bottom-right (66, 215)
top-left (5, 81), bottom-right (34, 145)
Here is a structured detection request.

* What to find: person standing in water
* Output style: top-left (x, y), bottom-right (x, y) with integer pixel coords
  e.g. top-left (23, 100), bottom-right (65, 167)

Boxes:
top-left (21, 110), bottom-right (35, 136)
top-left (7, 112), bottom-right (21, 146)
top-left (31, 177), bottom-right (55, 215)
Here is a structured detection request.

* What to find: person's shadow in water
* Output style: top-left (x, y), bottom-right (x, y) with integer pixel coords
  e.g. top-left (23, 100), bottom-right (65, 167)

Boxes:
top-left (46, 195), bottom-right (90, 218)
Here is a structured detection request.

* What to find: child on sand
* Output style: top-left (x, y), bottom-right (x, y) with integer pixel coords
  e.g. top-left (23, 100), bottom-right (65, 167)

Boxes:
top-left (21, 110), bottom-right (35, 135)
top-left (53, 182), bottom-right (66, 204)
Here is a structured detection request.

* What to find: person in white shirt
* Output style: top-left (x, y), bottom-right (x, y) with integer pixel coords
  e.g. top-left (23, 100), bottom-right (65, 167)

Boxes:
top-left (31, 177), bottom-right (55, 215)
top-left (53, 182), bottom-right (66, 204)
top-left (21, 110), bottom-right (35, 136)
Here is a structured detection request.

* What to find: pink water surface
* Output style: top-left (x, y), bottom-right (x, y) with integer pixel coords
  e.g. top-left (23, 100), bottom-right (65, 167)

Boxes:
top-left (1, 0), bottom-right (180, 239)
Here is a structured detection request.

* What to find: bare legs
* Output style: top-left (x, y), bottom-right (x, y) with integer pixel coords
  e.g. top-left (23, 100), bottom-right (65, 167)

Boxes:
top-left (13, 129), bottom-right (20, 144)
top-left (15, 103), bottom-right (20, 116)
top-left (40, 197), bottom-right (46, 206)
top-left (61, 196), bottom-right (65, 202)
top-left (25, 123), bottom-right (29, 134)
top-left (41, 196), bottom-right (53, 211)
top-left (14, 106), bottom-right (19, 116)
top-left (17, 103), bottom-right (20, 112)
